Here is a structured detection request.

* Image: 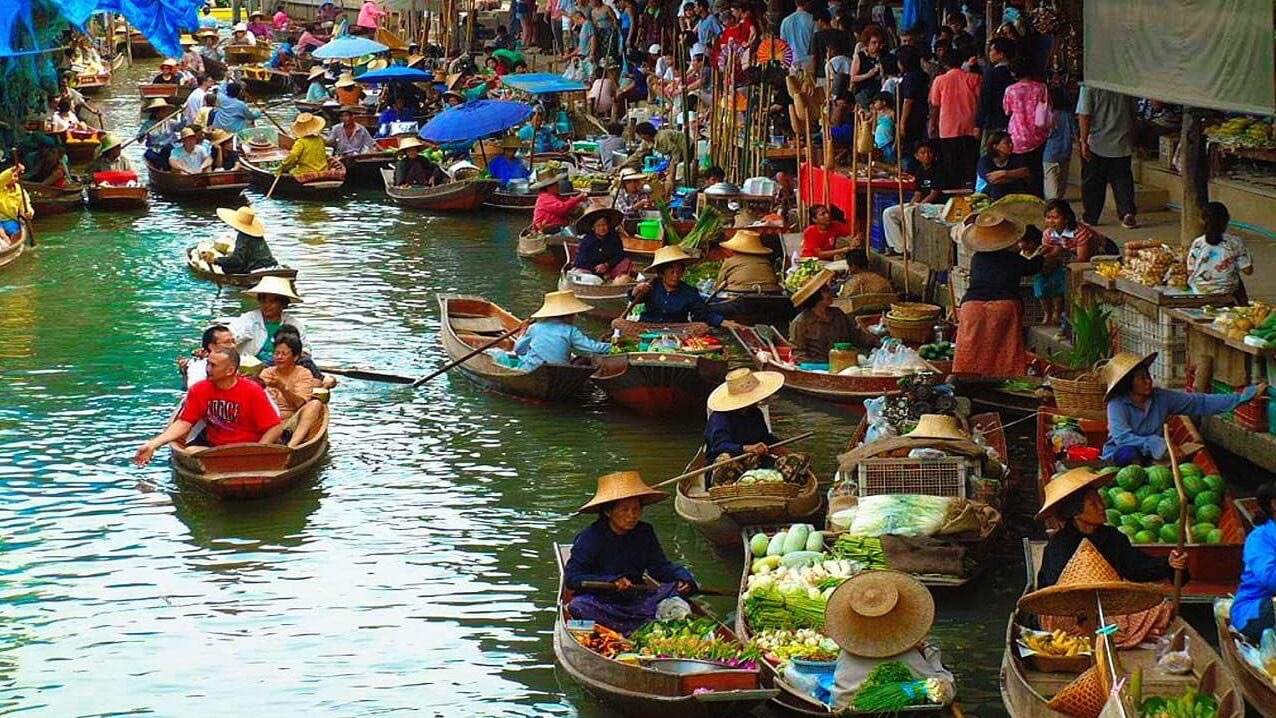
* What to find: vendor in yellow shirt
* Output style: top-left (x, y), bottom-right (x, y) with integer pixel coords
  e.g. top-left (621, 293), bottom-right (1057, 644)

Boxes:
top-left (0, 161), bottom-right (34, 247)
top-left (277, 113), bottom-right (330, 178)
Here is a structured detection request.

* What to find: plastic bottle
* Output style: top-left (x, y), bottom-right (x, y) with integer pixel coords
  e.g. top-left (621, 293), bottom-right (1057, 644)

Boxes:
top-left (829, 343), bottom-right (858, 374)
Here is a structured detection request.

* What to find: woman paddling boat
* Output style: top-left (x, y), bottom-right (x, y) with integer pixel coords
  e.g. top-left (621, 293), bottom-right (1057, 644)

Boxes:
top-left (511, 290), bottom-right (613, 372)
top-left (704, 368), bottom-right (810, 486)
top-left (629, 245), bottom-right (734, 327)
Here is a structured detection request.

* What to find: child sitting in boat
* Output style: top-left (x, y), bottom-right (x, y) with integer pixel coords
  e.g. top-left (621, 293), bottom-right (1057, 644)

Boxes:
top-left (507, 291), bottom-right (612, 372)
top-left (1231, 482), bottom-right (1276, 642)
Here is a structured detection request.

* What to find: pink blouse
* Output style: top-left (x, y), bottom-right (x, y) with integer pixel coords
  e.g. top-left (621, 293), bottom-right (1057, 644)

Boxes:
top-left (1002, 80), bottom-right (1051, 153)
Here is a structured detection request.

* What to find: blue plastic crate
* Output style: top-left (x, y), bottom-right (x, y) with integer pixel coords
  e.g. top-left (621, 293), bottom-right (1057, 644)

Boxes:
top-left (869, 191), bottom-right (899, 253)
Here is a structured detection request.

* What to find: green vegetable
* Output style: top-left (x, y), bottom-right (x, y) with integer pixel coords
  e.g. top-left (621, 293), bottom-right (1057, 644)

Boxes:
top-left (749, 533), bottom-right (770, 556)
top-left (853, 681), bottom-right (931, 711)
top-left (829, 535), bottom-right (888, 569)
top-left (679, 206), bottom-right (724, 251)
top-left (1067, 301), bottom-right (1113, 369)
top-left (783, 524), bottom-right (810, 554)
top-left (805, 530), bottom-right (825, 552)
top-left (766, 531), bottom-right (787, 557)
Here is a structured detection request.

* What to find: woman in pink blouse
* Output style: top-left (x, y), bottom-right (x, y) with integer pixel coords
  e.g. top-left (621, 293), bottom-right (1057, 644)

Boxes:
top-left (1002, 58), bottom-right (1051, 198)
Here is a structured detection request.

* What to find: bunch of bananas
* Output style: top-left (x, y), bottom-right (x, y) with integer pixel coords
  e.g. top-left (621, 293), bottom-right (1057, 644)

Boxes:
top-left (1022, 630), bottom-right (1091, 656)
top-left (1094, 262), bottom-right (1121, 279)
top-left (1206, 117), bottom-right (1276, 149)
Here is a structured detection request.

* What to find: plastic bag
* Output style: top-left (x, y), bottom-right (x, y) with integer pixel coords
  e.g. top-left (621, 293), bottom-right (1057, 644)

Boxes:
top-left (907, 448), bottom-right (948, 459)
top-left (848, 494), bottom-right (955, 537)
top-left (864, 418), bottom-right (898, 444)
top-left (655, 596), bottom-right (692, 621)
top-left (864, 395), bottom-right (888, 424)
top-left (1156, 634), bottom-right (1193, 674)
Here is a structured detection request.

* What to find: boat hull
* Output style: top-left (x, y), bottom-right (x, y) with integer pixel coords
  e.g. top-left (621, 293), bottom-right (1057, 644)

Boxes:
top-left (241, 159), bottom-right (347, 200)
top-left (1213, 602), bottom-right (1276, 717)
top-left (148, 164), bottom-right (252, 201)
top-left (87, 186), bottom-right (148, 210)
top-left (0, 227), bottom-right (27, 271)
top-left (592, 353), bottom-right (727, 416)
top-left (517, 230), bottom-right (569, 267)
top-left (22, 183), bottom-right (83, 215)
top-left (185, 246), bottom-right (298, 287)
top-left (382, 170), bottom-right (497, 211)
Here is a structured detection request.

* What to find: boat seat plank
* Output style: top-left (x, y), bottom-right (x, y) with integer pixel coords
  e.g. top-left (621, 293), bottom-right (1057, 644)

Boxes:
top-left (450, 317), bottom-right (507, 334)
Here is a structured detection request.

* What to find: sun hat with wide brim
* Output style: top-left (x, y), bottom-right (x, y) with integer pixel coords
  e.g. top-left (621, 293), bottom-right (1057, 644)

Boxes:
top-left (720, 230), bottom-right (772, 256)
top-left (334, 73), bottom-right (358, 88)
top-left (707, 368), bottom-right (785, 412)
top-left (531, 168), bottom-right (568, 190)
top-left (1036, 467), bottom-right (1114, 520)
top-left (209, 128), bottom-right (234, 145)
top-left (144, 98), bottom-right (173, 112)
top-left (1018, 580), bottom-right (1166, 617)
top-left (233, 23), bottom-right (249, 32)
top-left (645, 245), bottom-right (695, 274)
top-left (291, 112), bottom-right (326, 137)
top-left (250, 11), bottom-right (266, 19)
top-left (531, 290), bottom-right (595, 319)
top-left (160, 58), bottom-right (180, 68)
top-left (366, 58), bottom-right (390, 71)
top-left (1100, 351), bottom-right (1158, 400)
top-left (397, 136), bottom-right (428, 153)
top-left (441, 90), bottom-right (466, 103)
top-left (499, 135), bottom-right (525, 150)
top-left (92, 134), bottom-right (121, 158)
top-left (577, 471), bottom-right (668, 513)
top-left (242, 275), bottom-right (304, 303)
top-left (959, 211), bottom-right (1025, 253)
top-left (308, 66), bottom-right (327, 80)
top-left (575, 206), bottom-right (624, 236)
top-left (791, 269), bottom-right (835, 307)
top-left (824, 570), bottom-right (935, 658)
top-left (904, 414), bottom-right (970, 441)
top-left (618, 167), bottom-right (650, 183)
top-left (216, 205), bottom-right (267, 238)
top-left (178, 127), bottom-right (199, 140)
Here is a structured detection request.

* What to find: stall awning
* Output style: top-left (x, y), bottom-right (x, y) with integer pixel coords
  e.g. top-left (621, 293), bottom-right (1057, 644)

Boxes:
top-left (1084, 0), bottom-right (1274, 115)
top-left (500, 73), bottom-right (587, 95)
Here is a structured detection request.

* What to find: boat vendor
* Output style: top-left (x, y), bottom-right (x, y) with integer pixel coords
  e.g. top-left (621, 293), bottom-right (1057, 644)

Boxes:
top-left (209, 128), bottom-right (239, 170)
top-left (800, 204), bottom-right (857, 260)
top-left (248, 11), bottom-right (275, 41)
top-left (229, 275), bottom-right (308, 365)
top-left (133, 347), bottom-right (284, 466)
top-left (512, 291), bottom-right (613, 372)
top-left (326, 109), bottom-right (377, 157)
top-left (1035, 466), bottom-right (1187, 647)
top-left (0, 161), bottom-right (32, 248)
top-left (305, 66), bottom-right (331, 103)
top-left (838, 248), bottom-right (894, 299)
top-left (789, 269), bottom-right (853, 365)
top-left (564, 470), bottom-right (697, 634)
top-left (825, 571), bottom-right (955, 709)
top-left (574, 207), bottom-right (637, 283)
top-left (704, 368), bottom-right (807, 485)
top-left (441, 90), bottom-right (466, 108)
top-left (334, 74), bottom-right (366, 107)
top-left (376, 95), bottom-right (415, 137)
top-left (260, 332), bottom-right (335, 448)
top-left (1101, 351), bottom-right (1265, 466)
top-left (198, 29), bottom-right (224, 64)
top-left (152, 58), bottom-right (182, 85)
top-left (630, 245), bottom-right (729, 324)
top-left (1231, 482), bottom-right (1276, 642)
top-left (486, 136), bottom-right (531, 187)
top-left (87, 134), bottom-right (131, 174)
top-left (276, 113), bottom-right (331, 178)
top-left (393, 137), bottom-right (449, 187)
top-left (169, 127), bottom-right (213, 174)
top-left (715, 229), bottom-right (782, 293)
top-left (517, 106), bottom-right (568, 154)
top-left (622, 122), bottom-right (688, 180)
top-left (532, 171), bottom-right (589, 232)
top-left (205, 205), bottom-right (278, 276)
top-left (951, 213), bottom-right (1046, 378)
top-left (612, 168), bottom-right (652, 216)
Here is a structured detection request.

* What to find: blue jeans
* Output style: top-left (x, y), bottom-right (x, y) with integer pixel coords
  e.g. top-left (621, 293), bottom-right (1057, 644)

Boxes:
top-left (1112, 445), bottom-right (1146, 467)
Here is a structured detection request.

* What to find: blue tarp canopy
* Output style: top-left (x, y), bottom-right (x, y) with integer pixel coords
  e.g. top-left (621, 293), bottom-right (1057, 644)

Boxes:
top-left (499, 73), bottom-right (587, 95)
top-left (2, 0), bottom-right (200, 59)
top-left (312, 35), bottom-right (389, 60)
top-left (356, 66), bottom-right (434, 84)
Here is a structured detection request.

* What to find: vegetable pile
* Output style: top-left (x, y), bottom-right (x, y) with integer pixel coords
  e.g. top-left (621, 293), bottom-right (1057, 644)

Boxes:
top-left (679, 206), bottom-right (725, 252)
top-left (785, 259), bottom-right (826, 294)
top-left (829, 534), bottom-right (889, 569)
top-left (683, 260), bottom-right (723, 287)
top-left (1139, 688), bottom-right (1219, 718)
top-left (850, 660), bottom-right (950, 710)
top-left (1100, 462), bottom-right (1229, 544)
top-left (571, 623), bottom-right (632, 658)
top-left (749, 629), bottom-right (840, 663)
top-left (1209, 302), bottom-right (1276, 347)
top-left (917, 342), bottom-right (953, 361)
top-left (630, 617), bottom-right (760, 668)
top-left (742, 525), bottom-right (861, 633)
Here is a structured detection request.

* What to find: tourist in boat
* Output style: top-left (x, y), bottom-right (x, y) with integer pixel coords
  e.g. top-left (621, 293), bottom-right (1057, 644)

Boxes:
top-left (247, 11), bottom-right (275, 41)
top-left (788, 269), bottom-right (853, 365)
top-left (825, 571), bottom-right (955, 708)
top-left (229, 275), bottom-right (307, 365)
top-left (210, 83), bottom-right (262, 134)
top-left (512, 291), bottom-right (613, 372)
top-left (169, 128), bottom-right (213, 174)
top-left (800, 204), bottom-right (856, 260)
top-left (574, 207), bottom-right (637, 283)
top-left (133, 347), bottom-right (285, 466)
top-left (183, 75), bottom-right (215, 125)
top-left (152, 58), bottom-right (182, 85)
top-left (206, 206), bottom-right (278, 277)
top-left (260, 333), bottom-right (335, 448)
top-left (1035, 466), bottom-right (1187, 647)
top-left (393, 137), bottom-right (448, 187)
top-left (327, 109), bottom-right (377, 157)
top-left (25, 142), bottom-right (70, 188)
top-left (0, 161), bottom-right (32, 248)
top-left (516, 107), bottom-right (568, 154)
top-left (704, 368), bottom-right (809, 485)
top-left (564, 470), bottom-right (698, 634)
top-left (209, 128), bottom-right (239, 170)
top-left (277, 113), bottom-right (330, 178)
top-left (485, 136), bottom-right (530, 187)
top-left (715, 230), bottom-right (782, 293)
top-left (334, 74), bottom-right (366, 106)
top-left (531, 172), bottom-right (588, 232)
top-left (198, 30), bottom-right (224, 64)
top-left (838, 248), bottom-right (894, 298)
top-left (230, 22), bottom-right (258, 46)
top-left (139, 98), bottom-right (179, 169)
top-left (1100, 350), bottom-right (1265, 466)
top-left (182, 40), bottom-right (205, 76)
top-left (631, 245), bottom-right (730, 322)
top-left (304, 66), bottom-right (331, 103)
top-left (49, 98), bottom-right (87, 133)
top-left (376, 96), bottom-right (416, 137)
top-left (180, 324), bottom-right (237, 388)
top-left (1231, 482), bottom-right (1276, 642)
top-left (612, 168), bottom-right (652, 216)
top-left (88, 134), bottom-right (131, 175)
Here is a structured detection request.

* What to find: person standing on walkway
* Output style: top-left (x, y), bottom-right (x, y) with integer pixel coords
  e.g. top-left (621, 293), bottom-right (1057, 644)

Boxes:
top-left (1077, 84), bottom-right (1138, 228)
top-left (1001, 57), bottom-right (1050, 197)
top-left (977, 38), bottom-right (1015, 142)
top-left (928, 50), bottom-right (981, 189)
top-left (780, 0), bottom-right (816, 73)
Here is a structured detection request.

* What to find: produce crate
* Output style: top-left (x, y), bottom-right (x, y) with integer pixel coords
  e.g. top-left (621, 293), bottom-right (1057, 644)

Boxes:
top-left (856, 457), bottom-right (968, 499)
top-left (908, 208), bottom-right (956, 271)
top-left (950, 266), bottom-right (1044, 325)
top-left (1106, 300), bottom-right (1189, 387)
top-left (1158, 135), bottom-right (1179, 170)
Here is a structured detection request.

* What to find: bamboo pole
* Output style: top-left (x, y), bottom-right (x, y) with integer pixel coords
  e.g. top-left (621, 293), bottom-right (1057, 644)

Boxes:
top-left (896, 89), bottom-right (908, 297)
top-left (864, 139), bottom-right (874, 252)
top-left (674, 23), bottom-right (694, 189)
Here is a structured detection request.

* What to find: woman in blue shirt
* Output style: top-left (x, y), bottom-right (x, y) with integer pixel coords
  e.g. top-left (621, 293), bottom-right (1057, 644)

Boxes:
top-left (1232, 482), bottom-right (1276, 642)
top-left (628, 245), bottom-right (724, 325)
top-left (704, 368), bottom-right (808, 485)
top-left (513, 290), bottom-right (611, 371)
top-left (573, 207), bottom-right (635, 281)
top-left (1101, 351), bottom-right (1266, 465)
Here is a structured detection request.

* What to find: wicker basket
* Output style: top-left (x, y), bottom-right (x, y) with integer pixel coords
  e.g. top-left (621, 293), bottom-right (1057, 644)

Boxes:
top-left (890, 302), bottom-right (941, 320)
top-left (1051, 372), bottom-right (1107, 414)
top-left (885, 314), bottom-right (936, 344)
top-left (708, 482), bottom-right (800, 501)
top-left (1027, 653), bottom-right (1093, 674)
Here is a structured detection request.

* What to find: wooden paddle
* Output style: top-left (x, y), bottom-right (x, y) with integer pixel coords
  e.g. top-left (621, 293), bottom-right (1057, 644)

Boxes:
top-left (265, 172), bottom-right (284, 200)
top-left (317, 365), bottom-right (418, 384)
top-left (258, 105), bottom-right (295, 139)
top-left (649, 431), bottom-right (815, 490)
top-left (410, 320), bottom-right (528, 387)
top-left (579, 580), bottom-right (736, 598)
top-left (1164, 424), bottom-right (1189, 620)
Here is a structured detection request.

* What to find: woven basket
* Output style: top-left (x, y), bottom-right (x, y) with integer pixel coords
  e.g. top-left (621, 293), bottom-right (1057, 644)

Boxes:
top-left (885, 314), bottom-right (935, 344)
top-left (708, 482), bottom-right (800, 501)
top-left (890, 302), bottom-right (941, 320)
top-left (1051, 372), bottom-right (1107, 414)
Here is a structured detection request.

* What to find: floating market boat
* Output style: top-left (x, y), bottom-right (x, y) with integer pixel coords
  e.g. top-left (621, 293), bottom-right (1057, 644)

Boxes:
top-left (117, 30), bottom-right (158, 58)
top-left (22, 182), bottom-right (83, 215)
top-left (438, 293), bottom-right (595, 401)
top-left (379, 168), bottom-right (497, 211)
top-left (168, 400), bottom-right (331, 499)
top-left (147, 163), bottom-right (252, 201)
top-left (62, 130), bottom-right (102, 165)
top-left (75, 69), bottom-right (112, 94)
top-left (1213, 599), bottom-right (1276, 717)
top-left (516, 226), bottom-right (571, 268)
top-left (591, 350), bottom-right (728, 416)
top-left (238, 135), bottom-right (347, 199)
top-left (294, 101), bottom-right (379, 130)
top-left (204, 55), bottom-right (228, 81)
top-left (224, 44), bottom-right (272, 65)
top-left (137, 83), bottom-right (193, 107)
top-left (675, 450), bottom-right (824, 547)
top-left (241, 65), bottom-right (293, 97)
top-left (1001, 539), bottom-right (1244, 718)
top-left (0, 225), bottom-right (28, 271)
top-left (184, 246), bottom-right (298, 287)
top-left (86, 183), bottom-right (148, 210)
top-left (558, 244), bottom-right (634, 320)
top-left (551, 543), bottom-right (778, 718)
top-left (1036, 408), bottom-right (1251, 601)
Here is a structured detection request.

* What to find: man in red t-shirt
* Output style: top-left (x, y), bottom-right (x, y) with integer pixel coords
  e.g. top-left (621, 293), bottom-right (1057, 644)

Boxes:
top-left (800, 204), bottom-right (859, 260)
top-left (134, 347), bottom-right (283, 466)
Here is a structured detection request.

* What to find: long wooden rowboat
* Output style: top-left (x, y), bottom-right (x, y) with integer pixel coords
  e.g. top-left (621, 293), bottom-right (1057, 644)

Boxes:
top-left (1036, 408), bottom-right (1252, 601)
top-left (137, 83), bottom-right (193, 107)
top-left (379, 168), bottom-right (497, 211)
top-left (438, 293), bottom-right (596, 401)
top-left (148, 163), bottom-right (252, 201)
top-left (184, 246), bottom-right (298, 287)
top-left (76, 71), bottom-right (112, 94)
top-left (1001, 539), bottom-right (1244, 718)
top-left (22, 182), bottom-right (83, 215)
top-left (118, 31), bottom-right (159, 58)
top-left (62, 132), bottom-right (101, 165)
top-left (731, 324), bottom-right (926, 405)
top-left (169, 402), bottom-right (330, 499)
top-left (591, 351), bottom-right (728, 416)
top-left (224, 45), bottom-right (273, 65)
top-left (239, 155), bottom-right (347, 200)
top-left (1213, 599), bottom-right (1276, 717)
top-left (484, 187), bottom-right (539, 211)
top-left (86, 185), bottom-right (148, 210)
top-left (675, 449), bottom-right (824, 547)
top-left (241, 66), bottom-right (293, 97)
top-left (517, 227), bottom-right (571, 267)
top-left (559, 243), bottom-right (634, 319)
top-left (552, 543), bottom-right (778, 718)
top-left (0, 225), bottom-right (28, 271)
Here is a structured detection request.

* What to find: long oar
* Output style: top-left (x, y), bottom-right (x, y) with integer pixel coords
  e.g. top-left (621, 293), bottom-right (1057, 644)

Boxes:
top-left (411, 321), bottom-right (528, 388)
top-left (265, 172), bottom-right (284, 200)
top-left (116, 112), bottom-right (177, 153)
top-left (13, 147), bottom-right (35, 247)
top-left (317, 365), bottom-right (418, 384)
top-left (579, 580), bottom-right (736, 597)
top-left (649, 431), bottom-right (815, 490)
top-left (258, 104), bottom-right (294, 139)
top-left (1164, 424), bottom-right (1189, 620)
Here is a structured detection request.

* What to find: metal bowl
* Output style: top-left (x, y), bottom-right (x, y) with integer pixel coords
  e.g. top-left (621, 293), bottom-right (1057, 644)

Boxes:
top-left (644, 658), bottom-right (728, 675)
top-left (703, 181), bottom-right (741, 197)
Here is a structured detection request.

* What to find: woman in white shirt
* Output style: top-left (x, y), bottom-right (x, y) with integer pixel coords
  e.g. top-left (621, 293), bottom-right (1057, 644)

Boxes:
top-left (1187, 201), bottom-right (1253, 301)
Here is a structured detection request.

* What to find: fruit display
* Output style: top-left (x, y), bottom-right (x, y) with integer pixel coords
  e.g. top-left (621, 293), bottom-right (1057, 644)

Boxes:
top-left (1094, 261), bottom-right (1122, 280)
top-left (748, 628), bottom-right (840, 664)
top-left (917, 342), bottom-right (953, 361)
top-left (571, 623), bottom-right (631, 658)
top-left (966, 193), bottom-right (1046, 226)
top-left (1205, 116), bottom-right (1276, 150)
top-left (1121, 241), bottom-right (1186, 288)
top-left (1207, 302), bottom-right (1276, 346)
top-left (1138, 688), bottom-right (1219, 718)
top-left (1017, 628), bottom-right (1092, 657)
top-left (612, 332), bottom-right (723, 357)
top-left (569, 172), bottom-right (612, 191)
top-left (1099, 462), bottom-right (1229, 544)
top-left (785, 258), bottom-right (825, 294)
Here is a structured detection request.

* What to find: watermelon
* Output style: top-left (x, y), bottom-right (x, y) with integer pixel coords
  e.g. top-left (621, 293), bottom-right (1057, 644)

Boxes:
top-left (1105, 509), bottom-right (1122, 526)
top-left (1139, 494), bottom-right (1161, 514)
top-left (1120, 514), bottom-right (1143, 530)
top-left (1191, 523), bottom-right (1217, 543)
top-left (1159, 522), bottom-right (1180, 544)
top-left (1101, 490), bottom-right (1114, 509)
top-left (1135, 485), bottom-right (1155, 503)
top-left (1118, 525), bottom-right (1138, 541)
top-left (1195, 490), bottom-right (1220, 508)
top-left (1197, 504), bottom-right (1222, 525)
top-left (1157, 496), bottom-right (1180, 523)
top-left (1098, 465), bottom-right (1119, 476)
top-left (1140, 514), bottom-right (1164, 532)
top-left (1146, 466), bottom-right (1172, 492)
top-left (1203, 474), bottom-right (1224, 493)
top-left (1116, 465), bottom-right (1147, 491)
top-left (1113, 490), bottom-right (1139, 514)
top-left (1182, 474), bottom-right (1206, 499)
top-left (1207, 528), bottom-right (1223, 544)
top-left (1179, 462), bottom-right (1203, 478)
top-left (1133, 530), bottom-right (1156, 544)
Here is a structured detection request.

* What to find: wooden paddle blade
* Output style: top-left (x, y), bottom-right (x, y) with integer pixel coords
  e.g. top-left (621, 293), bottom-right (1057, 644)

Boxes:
top-left (317, 366), bottom-right (418, 384)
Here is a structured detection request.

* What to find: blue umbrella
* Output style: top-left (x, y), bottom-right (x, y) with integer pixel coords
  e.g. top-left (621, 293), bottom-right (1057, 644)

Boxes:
top-left (418, 100), bottom-right (534, 144)
top-left (355, 66), bottom-right (434, 84)
top-left (311, 35), bottom-right (389, 60)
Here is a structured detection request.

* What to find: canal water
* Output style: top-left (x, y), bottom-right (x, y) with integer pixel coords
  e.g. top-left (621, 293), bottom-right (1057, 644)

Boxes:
top-left (0, 63), bottom-right (1219, 717)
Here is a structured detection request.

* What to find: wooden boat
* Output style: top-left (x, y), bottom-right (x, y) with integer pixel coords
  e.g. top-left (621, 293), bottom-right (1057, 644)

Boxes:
top-left (137, 83), bottom-right (193, 106)
top-left (486, 185), bottom-right (610, 211)
top-left (1036, 408), bottom-right (1252, 601)
top-left (184, 246), bottom-right (298, 287)
top-left (238, 135), bottom-right (347, 199)
top-left (204, 55), bottom-right (228, 81)
top-left (552, 543), bottom-right (778, 718)
top-left (592, 351), bottom-right (728, 416)
top-left (148, 163), bottom-right (252, 201)
top-left (731, 324), bottom-right (929, 406)
top-left (241, 65), bottom-right (293, 97)
top-left (294, 101), bottom-right (378, 129)
top-left (169, 401), bottom-right (331, 499)
top-left (1213, 600), bottom-right (1276, 717)
top-left (438, 293), bottom-right (595, 401)
top-left (675, 449), bottom-right (823, 547)
top-left (62, 131), bottom-right (102, 165)
top-left (0, 224), bottom-right (27, 271)
top-left (117, 30), bottom-right (158, 58)
top-left (76, 70), bottom-right (112, 94)
top-left (225, 44), bottom-right (273, 65)
top-left (558, 243), bottom-right (635, 319)
top-left (86, 184), bottom-right (148, 210)
top-left (708, 290), bottom-right (794, 327)
top-left (1001, 539), bottom-right (1244, 718)
top-left (516, 226), bottom-right (571, 268)
top-left (22, 182), bottom-right (83, 215)
top-left (339, 143), bottom-right (398, 190)
top-left (380, 168), bottom-right (497, 211)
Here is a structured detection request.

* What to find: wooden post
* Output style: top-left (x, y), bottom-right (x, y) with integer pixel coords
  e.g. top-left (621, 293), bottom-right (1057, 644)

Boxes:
top-left (1179, 107), bottom-right (1208, 248)
top-left (896, 89), bottom-right (908, 296)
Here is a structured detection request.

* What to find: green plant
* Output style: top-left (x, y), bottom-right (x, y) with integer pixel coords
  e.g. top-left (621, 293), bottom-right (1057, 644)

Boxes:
top-left (1067, 300), bottom-right (1113, 369)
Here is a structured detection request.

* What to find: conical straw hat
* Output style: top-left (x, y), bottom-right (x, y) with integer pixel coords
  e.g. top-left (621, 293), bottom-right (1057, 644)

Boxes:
top-left (577, 471), bottom-right (668, 513)
top-left (707, 368), bottom-right (785, 412)
top-left (645, 244), bottom-right (695, 273)
top-left (790, 269), bottom-right (834, 307)
top-left (959, 211), bottom-right (1025, 253)
top-left (530, 290), bottom-right (594, 319)
top-left (242, 275), bottom-right (303, 303)
top-left (291, 112), bottom-right (326, 137)
top-left (1057, 539), bottom-right (1122, 584)
top-left (720, 229), bottom-right (771, 256)
top-left (1099, 351), bottom-right (1157, 400)
top-left (1036, 467), bottom-right (1113, 519)
top-left (1046, 665), bottom-right (1109, 718)
top-left (216, 206), bottom-right (267, 237)
top-left (904, 414), bottom-right (969, 441)
top-left (308, 66), bottom-right (327, 80)
top-left (1018, 580), bottom-right (1164, 617)
top-left (824, 570), bottom-right (935, 657)
top-left (575, 206), bottom-right (624, 236)
top-left (397, 136), bottom-right (427, 152)
top-left (335, 72), bottom-right (358, 88)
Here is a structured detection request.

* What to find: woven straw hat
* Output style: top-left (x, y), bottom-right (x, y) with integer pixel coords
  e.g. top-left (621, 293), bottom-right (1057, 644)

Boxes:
top-left (959, 212), bottom-right (1025, 253)
top-left (145, 98), bottom-right (172, 112)
top-left (824, 570), bottom-right (935, 657)
top-left (575, 206), bottom-right (624, 236)
top-left (216, 206), bottom-right (267, 237)
top-left (618, 167), bottom-right (649, 183)
top-left (335, 72), bottom-right (358, 88)
top-left (1099, 351), bottom-right (1157, 400)
top-left (499, 135), bottom-right (524, 150)
top-left (1058, 539), bottom-right (1122, 584)
top-left (442, 90), bottom-right (465, 104)
top-left (645, 244), bottom-right (695, 274)
top-left (904, 414), bottom-right (969, 441)
top-left (242, 275), bottom-right (303, 303)
top-left (720, 230), bottom-right (771, 256)
top-left (160, 58), bottom-right (179, 68)
top-left (791, 269), bottom-right (835, 307)
top-left (93, 134), bottom-right (121, 158)
top-left (291, 112), bottom-right (326, 137)
top-left (209, 128), bottom-right (234, 145)
top-left (531, 290), bottom-right (594, 319)
top-left (1018, 579), bottom-right (1164, 617)
top-left (178, 127), bottom-right (198, 140)
top-left (308, 66), bottom-right (327, 80)
top-left (397, 136), bottom-right (427, 153)
top-left (577, 471), bottom-right (667, 513)
top-left (1037, 467), bottom-right (1113, 519)
top-left (366, 58), bottom-right (389, 71)
top-left (531, 167), bottom-right (567, 190)
top-left (707, 368), bottom-right (785, 412)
